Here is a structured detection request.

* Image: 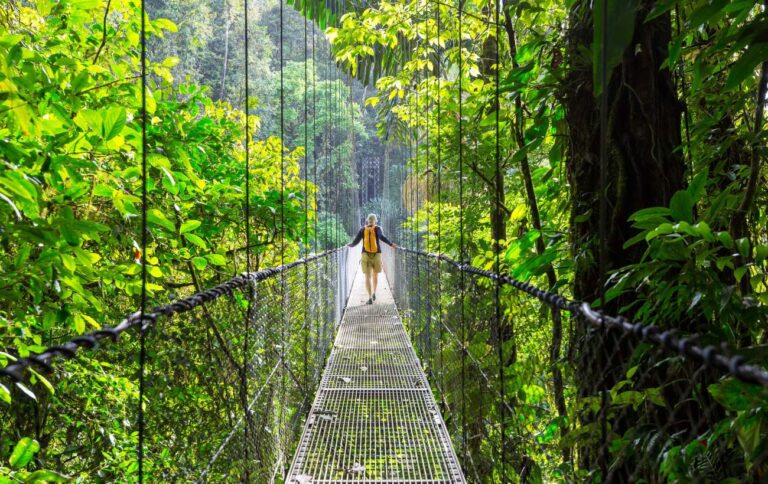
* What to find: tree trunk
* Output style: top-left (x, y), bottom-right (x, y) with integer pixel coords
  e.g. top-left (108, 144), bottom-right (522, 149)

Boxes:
top-left (565, 0), bottom-right (685, 476)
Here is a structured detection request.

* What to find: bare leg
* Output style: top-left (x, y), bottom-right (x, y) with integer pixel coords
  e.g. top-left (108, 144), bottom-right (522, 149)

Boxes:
top-left (372, 272), bottom-right (378, 295)
top-left (365, 270), bottom-right (373, 298)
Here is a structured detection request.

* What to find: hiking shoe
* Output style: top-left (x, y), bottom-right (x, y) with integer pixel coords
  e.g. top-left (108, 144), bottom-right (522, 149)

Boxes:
top-left (366, 298), bottom-right (373, 305)
top-left (372, 293), bottom-right (376, 301)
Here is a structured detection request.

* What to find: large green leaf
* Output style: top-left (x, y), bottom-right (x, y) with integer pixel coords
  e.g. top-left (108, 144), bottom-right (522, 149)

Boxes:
top-left (669, 190), bottom-right (693, 223)
top-left (73, 109), bottom-right (101, 134)
top-left (191, 256), bottom-right (208, 271)
top-left (9, 437), bottom-right (39, 469)
top-left (147, 209), bottom-right (176, 232)
top-left (102, 107), bottom-right (126, 141)
top-left (593, 0), bottom-right (639, 96)
top-left (184, 233), bottom-right (208, 250)
top-left (709, 379), bottom-right (768, 412)
top-left (725, 43), bottom-right (768, 91)
top-left (179, 220), bottom-right (202, 234)
top-left (24, 470), bottom-right (70, 483)
top-left (205, 254), bottom-right (227, 266)
top-left (0, 383), bottom-right (10, 404)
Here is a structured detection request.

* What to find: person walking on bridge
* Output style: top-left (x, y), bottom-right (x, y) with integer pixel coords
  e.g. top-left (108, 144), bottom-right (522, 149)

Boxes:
top-left (348, 214), bottom-right (397, 304)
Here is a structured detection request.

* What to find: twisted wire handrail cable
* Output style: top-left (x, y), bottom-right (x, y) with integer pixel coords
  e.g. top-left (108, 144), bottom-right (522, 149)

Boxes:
top-left (396, 246), bottom-right (768, 387)
top-left (0, 247), bottom-right (344, 382)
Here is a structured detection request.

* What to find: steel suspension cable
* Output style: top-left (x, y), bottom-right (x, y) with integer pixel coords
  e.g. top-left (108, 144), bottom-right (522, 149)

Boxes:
top-left (408, 33), bottom-right (415, 342)
top-left (334, 63), bottom-right (340, 247)
top-left (349, 73), bottom-right (357, 236)
top-left (598, 0), bottom-right (610, 474)
top-left (311, 6), bottom-right (323, 384)
top-left (434, 0), bottom-right (444, 407)
top-left (312, 13), bottom-right (318, 255)
top-left (324, 17), bottom-right (330, 250)
top-left (138, 0), bottom-right (148, 478)
top-left (493, 0), bottom-right (505, 475)
top-left (303, 0), bottom-right (310, 409)
top-left (242, 0), bottom-right (253, 476)
top-left (414, 31), bottom-right (423, 356)
top-left (278, 0), bottom-right (288, 475)
top-left (423, 5), bottom-right (432, 375)
top-left (322, 10), bottom-right (331, 368)
top-left (457, 0), bottom-right (467, 463)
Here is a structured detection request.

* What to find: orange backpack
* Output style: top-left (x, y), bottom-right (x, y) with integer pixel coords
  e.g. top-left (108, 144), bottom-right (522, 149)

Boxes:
top-left (363, 225), bottom-right (378, 253)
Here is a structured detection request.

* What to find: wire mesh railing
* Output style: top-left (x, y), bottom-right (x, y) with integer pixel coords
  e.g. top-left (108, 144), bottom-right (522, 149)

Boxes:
top-left (384, 245), bottom-right (768, 482)
top-left (1, 248), bottom-right (355, 482)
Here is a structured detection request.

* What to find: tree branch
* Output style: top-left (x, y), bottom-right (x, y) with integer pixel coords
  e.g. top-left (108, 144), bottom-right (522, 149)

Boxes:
top-left (76, 75), bottom-right (143, 96)
top-left (225, 229), bottom-right (278, 256)
top-left (92, 0), bottom-right (113, 64)
top-left (503, 0), bottom-right (568, 461)
top-left (464, 160), bottom-right (512, 215)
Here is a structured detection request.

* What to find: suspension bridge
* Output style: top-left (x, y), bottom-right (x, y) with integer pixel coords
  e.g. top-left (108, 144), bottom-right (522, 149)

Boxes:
top-left (2, 242), bottom-right (767, 482)
top-left (288, 268), bottom-right (464, 482)
top-left (2, 0), bottom-right (768, 481)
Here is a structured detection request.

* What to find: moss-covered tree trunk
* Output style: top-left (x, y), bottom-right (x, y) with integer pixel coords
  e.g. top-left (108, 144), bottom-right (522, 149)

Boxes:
top-left (564, 0), bottom-right (685, 476)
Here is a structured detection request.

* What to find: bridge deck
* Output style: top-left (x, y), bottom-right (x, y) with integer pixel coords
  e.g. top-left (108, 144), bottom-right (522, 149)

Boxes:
top-left (288, 269), bottom-right (465, 483)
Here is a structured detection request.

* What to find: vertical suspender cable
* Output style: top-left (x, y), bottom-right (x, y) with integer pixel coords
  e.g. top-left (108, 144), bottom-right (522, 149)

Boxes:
top-left (323, 4), bottom-right (331, 328)
top-left (408, 34), bottom-right (416, 329)
top-left (324, 13), bottom-right (330, 250)
top-left (312, 15), bottom-right (318, 255)
top-left (303, 0), bottom-right (310, 404)
top-left (278, 0), bottom-right (287, 475)
top-left (457, 0), bottom-right (467, 463)
top-left (327, 59), bottom-right (332, 247)
top-left (310, 1), bottom-right (319, 377)
top-left (279, 0), bottom-right (285, 262)
top-left (435, 0), bottom-right (444, 404)
top-left (598, 0), bottom-right (609, 476)
top-left (337, 68), bottom-right (341, 247)
top-left (303, 0), bottom-right (310, 402)
top-left (424, 5), bottom-right (432, 372)
top-left (598, 2), bottom-right (609, 359)
top-left (349, 74), bottom-right (356, 236)
top-left (138, 0), bottom-right (148, 479)
top-left (329, 62), bottom-right (334, 247)
top-left (243, 0), bottom-right (252, 478)
top-left (414, 33), bottom-right (422, 352)
top-left (493, 0), bottom-right (505, 475)
top-left (334, 66), bottom-right (340, 247)
top-left (329, 27), bottom-right (333, 250)
top-left (340, 71), bottom-right (344, 246)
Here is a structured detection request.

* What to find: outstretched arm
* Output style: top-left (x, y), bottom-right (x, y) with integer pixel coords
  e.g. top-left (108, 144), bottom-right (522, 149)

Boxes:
top-left (377, 227), bottom-right (398, 248)
top-left (348, 228), bottom-right (363, 247)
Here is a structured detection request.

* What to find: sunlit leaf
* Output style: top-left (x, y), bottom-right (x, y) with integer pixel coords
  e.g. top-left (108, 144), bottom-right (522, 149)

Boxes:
top-left (180, 220), bottom-right (202, 234)
top-left (9, 437), bottom-right (39, 469)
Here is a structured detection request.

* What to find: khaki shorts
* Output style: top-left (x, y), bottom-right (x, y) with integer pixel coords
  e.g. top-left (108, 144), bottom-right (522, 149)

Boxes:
top-left (361, 252), bottom-right (382, 274)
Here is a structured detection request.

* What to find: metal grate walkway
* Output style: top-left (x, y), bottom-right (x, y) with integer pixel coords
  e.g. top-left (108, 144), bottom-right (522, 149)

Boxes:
top-left (288, 269), bottom-right (466, 483)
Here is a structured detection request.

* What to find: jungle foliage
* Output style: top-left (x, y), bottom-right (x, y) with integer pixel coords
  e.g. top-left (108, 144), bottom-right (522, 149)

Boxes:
top-left (320, 0), bottom-right (768, 481)
top-left (0, 0), bottom-right (767, 482)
